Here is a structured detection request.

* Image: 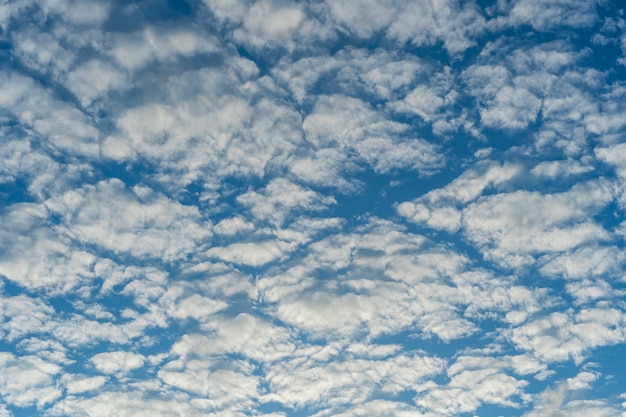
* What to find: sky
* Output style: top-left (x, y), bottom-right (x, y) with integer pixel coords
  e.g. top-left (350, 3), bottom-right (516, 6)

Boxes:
top-left (1, 0), bottom-right (626, 416)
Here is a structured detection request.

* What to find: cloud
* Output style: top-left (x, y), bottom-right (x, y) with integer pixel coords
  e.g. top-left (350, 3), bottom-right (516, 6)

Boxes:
top-left (462, 179), bottom-right (613, 267)
top-left (509, 308), bottom-right (626, 363)
top-left (91, 351), bottom-right (145, 376)
top-left (0, 71), bottom-right (100, 157)
top-left (64, 59), bottom-right (128, 106)
top-left (531, 158), bottom-right (594, 179)
top-left (0, 203), bottom-right (96, 291)
top-left (0, 353), bottom-right (61, 408)
top-left (107, 26), bottom-right (219, 72)
top-left (523, 382), bottom-right (623, 417)
top-left (63, 374), bottom-right (108, 394)
top-left (259, 218), bottom-right (548, 342)
top-left (327, 0), bottom-right (486, 53)
top-left (397, 160), bottom-right (522, 232)
top-left (237, 178), bottom-right (335, 226)
top-left (567, 371), bottom-right (599, 390)
top-left (2, 1), bottom-right (626, 417)
top-left (506, 0), bottom-right (598, 31)
top-left (264, 342), bottom-right (445, 411)
top-left (207, 240), bottom-right (293, 267)
top-left (47, 179), bottom-right (211, 261)
top-left (301, 95), bottom-right (442, 176)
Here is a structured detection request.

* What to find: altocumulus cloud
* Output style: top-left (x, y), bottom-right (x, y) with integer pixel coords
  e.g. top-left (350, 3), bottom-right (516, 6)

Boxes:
top-left (1, 1), bottom-right (626, 417)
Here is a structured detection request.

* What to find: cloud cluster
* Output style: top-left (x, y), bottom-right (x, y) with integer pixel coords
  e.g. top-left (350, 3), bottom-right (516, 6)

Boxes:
top-left (1, 1), bottom-right (626, 417)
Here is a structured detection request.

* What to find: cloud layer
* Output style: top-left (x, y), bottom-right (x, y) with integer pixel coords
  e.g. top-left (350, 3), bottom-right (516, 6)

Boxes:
top-left (1, 1), bottom-right (626, 417)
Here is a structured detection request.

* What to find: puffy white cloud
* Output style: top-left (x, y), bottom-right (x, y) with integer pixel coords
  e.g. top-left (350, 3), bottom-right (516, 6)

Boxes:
top-left (0, 71), bottom-right (100, 157)
top-left (172, 313), bottom-right (294, 363)
top-left (1, 1), bottom-right (626, 417)
top-left (0, 203), bottom-right (96, 291)
top-left (507, 0), bottom-right (598, 31)
top-left (237, 178), bottom-right (335, 226)
top-left (48, 390), bottom-right (209, 417)
top-left (91, 351), bottom-right (145, 376)
top-left (398, 160), bottom-right (522, 232)
top-left (213, 216), bottom-right (255, 236)
top-left (462, 179), bottom-right (613, 267)
top-left (101, 62), bottom-right (305, 191)
top-left (510, 308), bottom-right (626, 363)
top-left (301, 95), bottom-right (442, 177)
top-left (0, 295), bottom-right (52, 342)
top-left (480, 85), bottom-right (542, 129)
top-left (531, 158), bottom-right (594, 179)
top-left (207, 240), bottom-right (294, 267)
top-left (0, 353), bottom-right (61, 408)
top-left (64, 59), bottom-right (127, 106)
top-left (63, 374), bottom-right (108, 394)
top-left (567, 371), bottom-right (599, 390)
top-left (328, 0), bottom-right (486, 53)
top-left (164, 292), bottom-right (228, 321)
top-left (325, 399), bottom-right (426, 417)
top-left (539, 246), bottom-right (626, 281)
top-left (160, 367), bottom-right (260, 409)
top-left (264, 342), bottom-right (445, 410)
top-left (107, 27), bottom-right (219, 72)
top-left (47, 179), bottom-right (211, 261)
top-left (259, 218), bottom-right (548, 343)
top-left (524, 383), bottom-right (623, 417)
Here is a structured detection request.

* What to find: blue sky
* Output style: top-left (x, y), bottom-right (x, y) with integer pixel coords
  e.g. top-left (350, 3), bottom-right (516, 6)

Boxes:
top-left (1, 1), bottom-right (626, 416)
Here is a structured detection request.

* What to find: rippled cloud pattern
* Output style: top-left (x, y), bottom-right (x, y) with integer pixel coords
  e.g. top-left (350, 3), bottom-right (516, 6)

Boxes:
top-left (1, 1), bottom-right (626, 416)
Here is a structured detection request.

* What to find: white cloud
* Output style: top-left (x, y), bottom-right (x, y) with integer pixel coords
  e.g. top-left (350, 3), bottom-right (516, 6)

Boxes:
top-left (47, 179), bottom-right (211, 261)
top-left (539, 246), bottom-right (625, 281)
top-left (326, 399), bottom-right (425, 417)
top-left (264, 343), bottom-right (445, 410)
top-left (0, 295), bottom-right (54, 342)
top-left (273, 49), bottom-right (430, 104)
top-left (327, 0), bottom-right (485, 53)
top-left (462, 179), bottom-right (613, 267)
top-left (166, 294), bottom-right (228, 321)
top-left (416, 369), bottom-right (528, 415)
top-left (397, 160), bottom-right (521, 232)
top-left (302, 95), bottom-right (442, 176)
top-left (91, 351), bottom-right (145, 376)
top-left (173, 313), bottom-right (295, 363)
top-left (524, 383), bottom-right (623, 417)
top-left (63, 374), bottom-right (108, 394)
top-left (207, 240), bottom-right (293, 266)
top-left (238, 1), bottom-right (305, 42)
top-left (480, 85), bottom-right (542, 129)
top-left (48, 390), bottom-right (209, 417)
top-left (64, 59), bottom-right (127, 106)
top-left (237, 178), bottom-right (335, 226)
top-left (1, 2), bottom-right (626, 417)
top-left (160, 367), bottom-right (260, 409)
top-left (0, 203), bottom-right (95, 291)
top-left (0, 353), bottom-right (61, 408)
top-left (259, 218), bottom-right (548, 342)
top-left (567, 371), bottom-right (599, 390)
top-left (531, 158), bottom-right (594, 178)
top-left (213, 216), bottom-right (255, 235)
top-left (11, 27), bottom-right (75, 76)
top-left (108, 27), bottom-right (219, 72)
top-left (0, 71), bottom-right (100, 157)
top-left (510, 308), bottom-right (626, 363)
top-left (507, 0), bottom-right (598, 31)
top-left (207, 0), bottom-right (326, 51)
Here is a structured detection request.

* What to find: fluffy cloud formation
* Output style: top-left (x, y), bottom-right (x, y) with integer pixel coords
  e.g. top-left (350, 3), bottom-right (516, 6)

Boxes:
top-left (1, 1), bottom-right (626, 417)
